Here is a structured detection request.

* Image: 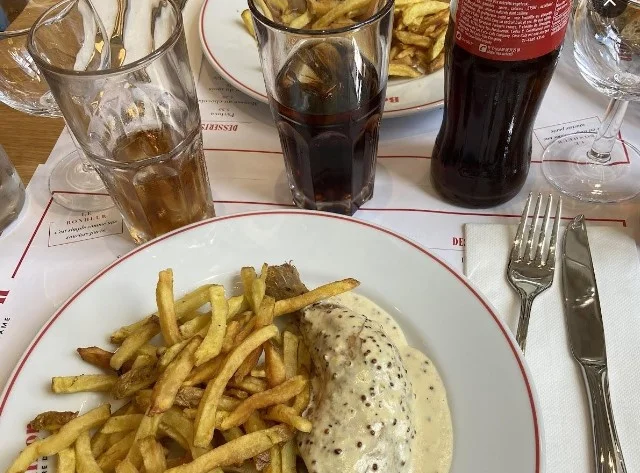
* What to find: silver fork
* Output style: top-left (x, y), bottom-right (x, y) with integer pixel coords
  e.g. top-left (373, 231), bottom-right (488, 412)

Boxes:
top-left (507, 193), bottom-right (562, 353)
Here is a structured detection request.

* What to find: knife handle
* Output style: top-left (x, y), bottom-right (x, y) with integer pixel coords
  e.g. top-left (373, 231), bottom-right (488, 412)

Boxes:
top-left (581, 363), bottom-right (627, 473)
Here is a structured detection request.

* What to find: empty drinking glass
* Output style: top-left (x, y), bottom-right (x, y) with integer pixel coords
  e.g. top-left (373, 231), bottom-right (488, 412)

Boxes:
top-left (542, 0), bottom-right (640, 203)
top-left (0, 145), bottom-right (26, 234)
top-left (0, 0), bottom-right (113, 211)
top-left (28, 0), bottom-right (215, 244)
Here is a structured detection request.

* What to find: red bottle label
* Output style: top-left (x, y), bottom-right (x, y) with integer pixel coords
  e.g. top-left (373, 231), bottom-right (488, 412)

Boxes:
top-left (452, 0), bottom-right (572, 61)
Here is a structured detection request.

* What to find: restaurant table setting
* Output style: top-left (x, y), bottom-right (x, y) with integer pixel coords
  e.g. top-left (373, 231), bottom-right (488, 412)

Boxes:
top-left (1, 0), bottom-right (640, 472)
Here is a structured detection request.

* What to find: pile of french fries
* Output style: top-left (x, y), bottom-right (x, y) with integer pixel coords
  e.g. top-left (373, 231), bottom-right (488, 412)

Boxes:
top-left (6, 265), bottom-right (360, 473)
top-left (240, 0), bottom-right (450, 78)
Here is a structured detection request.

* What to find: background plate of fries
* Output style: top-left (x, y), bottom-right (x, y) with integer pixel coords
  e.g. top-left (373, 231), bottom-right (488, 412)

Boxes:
top-left (0, 211), bottom-right (541, 473)
top-left (199, 0), bottom-right (449, 117)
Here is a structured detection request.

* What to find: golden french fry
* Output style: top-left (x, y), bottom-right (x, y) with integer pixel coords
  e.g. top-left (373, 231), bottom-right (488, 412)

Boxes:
top-left (241, 267), bottom-right (258, 311)
top-left (130, 353), bottom-right (156, 370)
top-left (110, 320), bottom-right (160, 370)
top-left (28, 411), bottom-right (77, 431)
top-left (231, 376), bottom-right (269, 394)
top-left (264, 340), bottom-right (286, 388)
top-left (6, 404), bottom-right (110, 473)
top-left (251, 368), bottom-right (266, 378)
top-left (115, 459), bottom-right (139, 473)
top-left (255, 0), bottom-right (274, 20)
top-left (139, 437), bottom-right (167, 473)
top-left (292, 375), bottom-right (310, 414)
top-left (251, 279), bottom-right (267, 316)
top-left (195, 286), bottom-right (228, 366)
top-left (174, 386), bottom-right (205, 409)
top-left (274, 278), bottom-right (359, 316)
top-left (397, 46), bottom-right (416, 58)
top-left (312, 0), bottom-right (370, 28)
top-left (184, 355), bottom-right (224, 386)
top-left (75, 432), bottom-right (102, 473)
top-left (113, 365), bottom-right (158, 399)
top-left (110, 317), bottom-right (154, 345)
top-left (125, 414), bottom-right (161, 467)
top-left (77, 347), bottom-right (114, 371)
top-left (265, 404), bottom-right (312, 432)
top-left (193, 325), bottom-right (278, 448)
top-left (281, 440), bottom-right (296, 473)
top-left (232, 317), bottom-right (257, 348)
top-left (394, 29), bottom-right (432, 47)
top-left (390, 44), bottom-right (401, 60)
top-left (157, 269), bottom-right (182, 346)
top-left (220, 375), bottom-right (307, 430)
top-left (220, 427), bottom-right (244, 443)
top-left (91, 403), bottom-right (135, 457)
top-left (288, 10), bottom-right (312, 28)
top-left (57, 448), bottom-right (76, 473)
top-left (426, 50), bottom-right (445, 73)
top-left (150, 336), bottom-right (200, 414)
top-left (430, 26), bottom-right (446, 60)
top-left (389, 62), bottom-right (422, 77)
top-left (225, 388), bottom-right (249, 400)
top-left (166, 425), bottom-right (293, 473)
top-left (183, 408), bottom-right (197, 419)
top-left (234, 296), bottom-right (275, 382)
top-left (179, 315), bottom-right (210, 339)
top-left (402, 1), bottom-right (449, 25)
top-left (51, 375), bottom-right (118, 394)
top-left (221, 320), bottom-right (241, 353)
top-left (306, 0), bottom-right (338, 15)
top-left (161, 408), bottom-right (210, 459)
top-left (101, 414), bottom-right (144, 434)
top-left (227, 295), bottom-right (249, 320)
top-left (282, 331), bottom-right (299, 380)
top-left (265, 445), bottom-right (282, 473)
top-left (96, 431), bottom-right (136, 472)
top-left (243, 411), bottom-right (267, 433)
top-left (110, 285), bottom-right (213, 344)
top-left (395, 0), bottom-right (430, 5)
top-left (241, 9), bottom-right (257, 39)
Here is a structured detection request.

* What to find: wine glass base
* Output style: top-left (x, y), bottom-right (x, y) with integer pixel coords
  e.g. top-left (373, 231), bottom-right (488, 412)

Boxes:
top-left (49, 151), bottom-right (114, 211)
top-left (541, 132), bottom-right (640, 204)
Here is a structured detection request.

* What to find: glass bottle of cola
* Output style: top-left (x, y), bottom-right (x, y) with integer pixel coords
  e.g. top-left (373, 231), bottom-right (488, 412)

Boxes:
top-left (431, 0), bottom-right (572, 207)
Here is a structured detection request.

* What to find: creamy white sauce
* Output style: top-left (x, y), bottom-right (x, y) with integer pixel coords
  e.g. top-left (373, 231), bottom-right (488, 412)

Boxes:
top-left (330, 293), bottom-right (453, 473)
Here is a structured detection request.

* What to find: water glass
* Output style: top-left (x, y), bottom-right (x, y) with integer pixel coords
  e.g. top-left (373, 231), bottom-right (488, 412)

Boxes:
top-left (0, 145), bottom-right (26, 234)
top-left (249, 0), bottom-right (393, 215)
top-left (28, 0), bottom-right (215, 243)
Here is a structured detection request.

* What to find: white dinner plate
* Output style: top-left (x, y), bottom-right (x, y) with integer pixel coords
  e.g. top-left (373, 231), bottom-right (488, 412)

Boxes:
top-left (198, 0), bottom-right (445, 118)
top-left (0, 211), bottom-right (541, 473)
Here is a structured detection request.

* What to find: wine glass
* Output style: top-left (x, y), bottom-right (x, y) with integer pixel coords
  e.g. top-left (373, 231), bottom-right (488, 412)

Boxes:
top-left (542, 0), bottom-right (640, 203)
top-left (0, 0), bottom-right (113, 211)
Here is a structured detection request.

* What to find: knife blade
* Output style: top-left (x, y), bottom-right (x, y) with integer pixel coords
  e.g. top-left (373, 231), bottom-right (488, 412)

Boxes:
top-left (562, 214), bottom-right (626, 473)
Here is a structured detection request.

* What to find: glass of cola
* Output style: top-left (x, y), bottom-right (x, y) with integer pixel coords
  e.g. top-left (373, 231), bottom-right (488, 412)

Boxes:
top-left (249, 0), bottom-right (394, 215)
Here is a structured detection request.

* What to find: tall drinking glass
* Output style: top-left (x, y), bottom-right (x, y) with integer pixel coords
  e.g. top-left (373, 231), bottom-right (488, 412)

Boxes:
top-left (0, 0), bottom-right (112, 211)
top-left (249, 0), bottom-right (393, 215)
top-left (28, 0), bottom-right (215, 244)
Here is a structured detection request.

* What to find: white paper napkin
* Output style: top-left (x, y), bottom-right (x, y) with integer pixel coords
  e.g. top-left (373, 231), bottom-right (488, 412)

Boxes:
top-left (464, 223), bottom-right (640, 473)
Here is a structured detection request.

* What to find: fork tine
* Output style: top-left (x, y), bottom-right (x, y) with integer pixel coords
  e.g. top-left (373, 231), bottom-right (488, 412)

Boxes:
top-left (546, 197), bottom-right (562, 267)
top-left (534, 195), bottom-right (552, 263)
top-left (524, 193), bottom-right (542, 261)
top-left (510, 193), bottom-right (532, 261)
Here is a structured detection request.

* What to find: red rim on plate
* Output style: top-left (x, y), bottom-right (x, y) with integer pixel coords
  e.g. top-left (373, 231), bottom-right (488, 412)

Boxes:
top-left (197, 0), bottom-right (444, 117)
top-left (0, 211), bottom-right (540, 473)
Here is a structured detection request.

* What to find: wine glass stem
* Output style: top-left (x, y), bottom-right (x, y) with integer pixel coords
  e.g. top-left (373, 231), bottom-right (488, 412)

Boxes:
top-left (588, 99), bottom-right (629, 163)
top-left (63, 119), bottom-right (95, 173)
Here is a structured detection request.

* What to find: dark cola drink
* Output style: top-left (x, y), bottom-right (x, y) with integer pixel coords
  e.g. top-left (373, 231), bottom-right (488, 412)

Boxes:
top-left (431, 0), bottom-right (571, 207)
top-left (271, 40), bottom-right (384, 215)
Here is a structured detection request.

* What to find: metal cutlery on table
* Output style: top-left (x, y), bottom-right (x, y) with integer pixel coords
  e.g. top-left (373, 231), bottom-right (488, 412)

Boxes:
top-left (507, 193), bottom-right (562, 353)
top-left (562, 215), bottom-right (627, 473)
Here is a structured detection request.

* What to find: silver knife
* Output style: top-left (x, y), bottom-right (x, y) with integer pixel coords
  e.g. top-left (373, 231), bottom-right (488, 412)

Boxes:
top-left (562, 215), bottom-right (627, 473)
